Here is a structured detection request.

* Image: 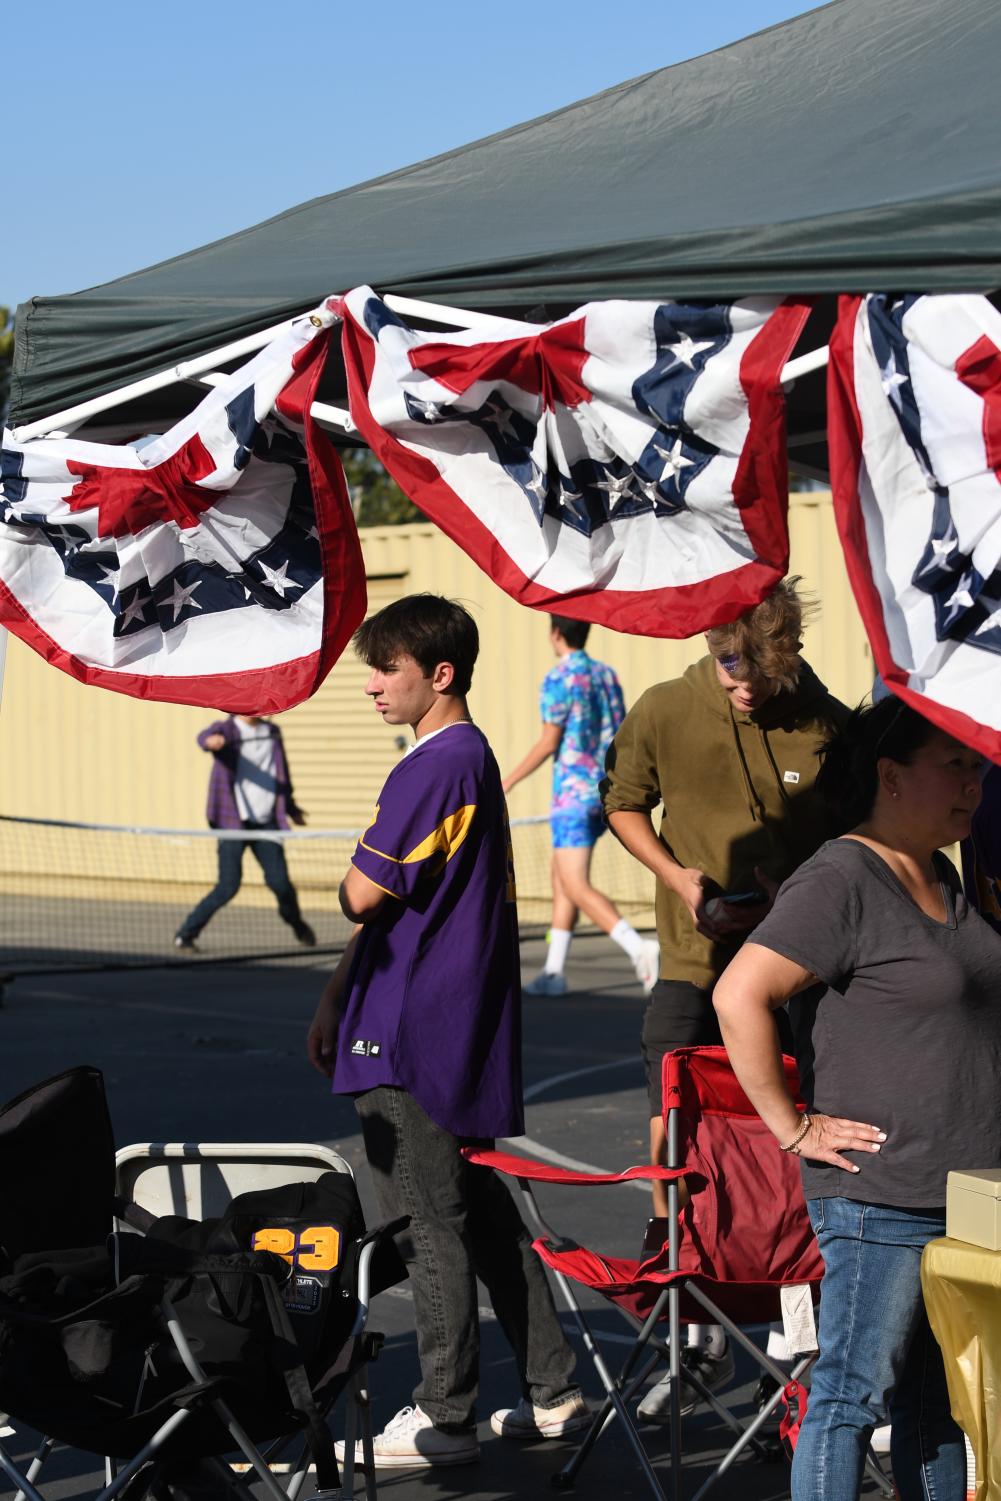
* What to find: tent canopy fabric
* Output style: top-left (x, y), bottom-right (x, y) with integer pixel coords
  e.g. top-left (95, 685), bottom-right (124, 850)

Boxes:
top-left (11, 0), bottom-right (1001, 433)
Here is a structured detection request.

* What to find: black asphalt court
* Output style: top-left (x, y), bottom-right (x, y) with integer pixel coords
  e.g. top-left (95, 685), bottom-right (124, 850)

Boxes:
top-left (0, 934), bottom-right (888, 1500)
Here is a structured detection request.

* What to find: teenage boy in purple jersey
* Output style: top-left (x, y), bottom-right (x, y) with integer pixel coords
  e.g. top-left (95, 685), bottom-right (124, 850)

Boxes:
top-left (307, 594), bottom-right (586, 1469)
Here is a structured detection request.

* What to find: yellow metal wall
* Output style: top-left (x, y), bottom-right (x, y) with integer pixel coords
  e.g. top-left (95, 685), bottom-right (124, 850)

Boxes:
top-left (0, 492), bottom-right (874, 840)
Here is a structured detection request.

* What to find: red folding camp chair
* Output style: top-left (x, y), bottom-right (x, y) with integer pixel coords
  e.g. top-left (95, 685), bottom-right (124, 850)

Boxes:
top-left (467, 1046), bottom-right (831, 1501)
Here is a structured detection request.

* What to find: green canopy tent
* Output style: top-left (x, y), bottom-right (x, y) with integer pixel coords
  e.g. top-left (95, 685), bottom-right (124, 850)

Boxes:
top-left (9, 0), bottom-right (1001, 479)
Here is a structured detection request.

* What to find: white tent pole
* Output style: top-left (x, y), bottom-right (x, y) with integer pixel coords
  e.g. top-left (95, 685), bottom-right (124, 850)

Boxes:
top-left (382, 294), bottom-right (532, 334)
top-left (190, 370), bottom-right (354, 432)
top-left (9, 290), bottom-right (830, 443)
top-left (782, 345), bottom-right (830, 382)
top-left (9, 314), bottom-right (305, 442)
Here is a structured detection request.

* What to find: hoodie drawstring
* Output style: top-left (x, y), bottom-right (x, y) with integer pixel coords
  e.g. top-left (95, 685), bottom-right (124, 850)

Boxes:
top-left (762, 727), bottom-right (797, 817)
top-left (728, 706), bottom-right (767, 823)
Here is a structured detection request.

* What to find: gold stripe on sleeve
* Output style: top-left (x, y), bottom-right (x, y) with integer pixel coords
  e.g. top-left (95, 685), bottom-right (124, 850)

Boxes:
top-left (402, 804), bottom-right (477, 865)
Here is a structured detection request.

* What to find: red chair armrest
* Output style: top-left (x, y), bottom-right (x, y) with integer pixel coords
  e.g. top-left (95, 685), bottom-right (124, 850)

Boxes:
top-left (463, 1146), bottom-right (686, 1186)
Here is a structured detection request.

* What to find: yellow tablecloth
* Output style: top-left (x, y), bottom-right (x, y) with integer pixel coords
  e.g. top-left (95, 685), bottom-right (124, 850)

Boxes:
top-left (922, 1236), bottom-right (1001, 1501)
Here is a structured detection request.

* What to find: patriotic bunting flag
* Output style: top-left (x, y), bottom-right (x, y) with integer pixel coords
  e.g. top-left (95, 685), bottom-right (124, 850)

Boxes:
top-left (829, 293), bottom-right (1001, 762)
top-left (0, 301), bottom-right (365, 713)
top-left (339, 288), bottom-right (810, 636)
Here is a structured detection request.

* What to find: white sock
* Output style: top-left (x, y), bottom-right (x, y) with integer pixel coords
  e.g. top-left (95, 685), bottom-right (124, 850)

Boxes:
top-left (544, 928), bottom-right (573, 975)
top-left (609, 918), bottom-right (645, 962)
top-left (686, 1323), bottom-right (727, 1358)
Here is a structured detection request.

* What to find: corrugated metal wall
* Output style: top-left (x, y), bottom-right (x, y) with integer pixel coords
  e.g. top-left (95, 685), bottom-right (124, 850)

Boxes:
top-left (0, 492), bottom-right (874, 853)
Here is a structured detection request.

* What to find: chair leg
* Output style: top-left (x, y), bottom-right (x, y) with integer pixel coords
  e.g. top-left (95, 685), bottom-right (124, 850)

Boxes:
top-left (340, 1377), bottom-right (358, 1500)
top-left (355, 1365), bottom-right (378, 1501)
top-left (10, 1434), bottom-right (54, 1501)
top-left (554, 1347), bottom-right (661, 1483)
top-left (91, 1407), bottom-right (192, 1501)
top-left (206, 1398), bottom-right (295, 1501)
top-left (283, 1438), bottom-right (314, 1500)
top-left (864, 1448), bottom-right (895, 1499)
top-left (0, 1443), bottom-right (47, 1501)
top-left (548, 1268), bottom-right (669, 1501)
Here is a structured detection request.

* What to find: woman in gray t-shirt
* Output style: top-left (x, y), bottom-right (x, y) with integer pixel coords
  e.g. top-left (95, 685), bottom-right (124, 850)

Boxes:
top-left (714, 696), bottom-right (996, 1501)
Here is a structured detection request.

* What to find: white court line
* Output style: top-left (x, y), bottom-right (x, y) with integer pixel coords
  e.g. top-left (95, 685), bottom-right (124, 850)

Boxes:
top-left (504, 1055), bottom-right (651, 1193)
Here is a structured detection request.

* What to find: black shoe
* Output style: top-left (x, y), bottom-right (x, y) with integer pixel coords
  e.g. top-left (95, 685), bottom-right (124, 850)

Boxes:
top-left (753, 1373), bottom-right (783, 1432)
top-left (292, 920), bottom-right (316, 947)
top-left (174, 933), bottom-right (199, 952)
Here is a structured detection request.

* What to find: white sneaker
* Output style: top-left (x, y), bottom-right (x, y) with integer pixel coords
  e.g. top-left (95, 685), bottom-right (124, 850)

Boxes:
top-left (335, 1405), bottom-right (479, 1469)
top-left (490, 1392), bottom-right (590, 1439)
top-left (523, 971), bottom-right (568, 996)
top-left (637, 1345), bottom-right (735, 1424)
top-left (632, 938), bottom-right (660, 993)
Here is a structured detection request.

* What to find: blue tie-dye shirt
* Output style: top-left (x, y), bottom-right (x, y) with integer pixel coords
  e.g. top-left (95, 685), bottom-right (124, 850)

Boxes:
top-left (540, 651), bottom-right (626, 811)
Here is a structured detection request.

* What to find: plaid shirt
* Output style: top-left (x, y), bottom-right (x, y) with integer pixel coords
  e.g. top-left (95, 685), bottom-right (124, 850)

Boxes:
top-left (198, 717), bottom-right (302, 830)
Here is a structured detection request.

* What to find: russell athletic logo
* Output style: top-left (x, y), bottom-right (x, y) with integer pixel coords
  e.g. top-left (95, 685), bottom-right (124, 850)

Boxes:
top-left (351, 1039), bottom-right (382, 1057)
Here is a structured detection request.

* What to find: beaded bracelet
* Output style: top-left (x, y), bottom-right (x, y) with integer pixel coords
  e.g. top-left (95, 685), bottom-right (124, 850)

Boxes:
top-left (780, 1114), bottom-right (812, 1154)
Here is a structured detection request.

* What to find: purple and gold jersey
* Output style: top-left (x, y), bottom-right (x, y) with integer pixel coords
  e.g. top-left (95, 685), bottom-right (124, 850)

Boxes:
top-left (331, 723), bottom-right (523, 1138)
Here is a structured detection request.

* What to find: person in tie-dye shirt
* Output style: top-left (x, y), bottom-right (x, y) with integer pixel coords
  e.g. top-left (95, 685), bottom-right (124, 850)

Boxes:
top-left (503, 616), bottom-right (659, 995)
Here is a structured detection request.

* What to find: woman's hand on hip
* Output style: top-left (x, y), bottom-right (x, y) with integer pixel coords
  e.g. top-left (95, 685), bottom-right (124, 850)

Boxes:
top-left (792, 1113), bottom-right (887, 1172)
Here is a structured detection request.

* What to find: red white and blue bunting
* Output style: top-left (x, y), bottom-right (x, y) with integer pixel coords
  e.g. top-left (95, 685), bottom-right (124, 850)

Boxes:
top-left (0, 301), bottom-right (365, 712)
top-left (340, 288), bottom-right (810, 637)
top-left (829, 293), bottom-right (1001, 761)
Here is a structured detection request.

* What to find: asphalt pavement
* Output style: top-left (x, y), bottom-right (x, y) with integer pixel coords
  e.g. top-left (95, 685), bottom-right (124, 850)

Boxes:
top-left (0, 934), bottom-right (889, 1501)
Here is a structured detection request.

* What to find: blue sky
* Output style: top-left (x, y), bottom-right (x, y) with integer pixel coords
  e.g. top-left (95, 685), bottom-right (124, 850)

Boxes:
top-left (6, 0), bottom-right (827, 313)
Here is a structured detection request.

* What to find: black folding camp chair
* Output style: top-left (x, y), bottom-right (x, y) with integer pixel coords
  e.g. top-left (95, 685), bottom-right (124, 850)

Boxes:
top-left (0, 1066), bottom-right (407, 1501)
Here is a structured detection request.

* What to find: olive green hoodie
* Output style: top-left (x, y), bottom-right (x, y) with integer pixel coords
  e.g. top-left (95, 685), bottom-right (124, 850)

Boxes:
top-left (601, 654), bottom-right (850, 988)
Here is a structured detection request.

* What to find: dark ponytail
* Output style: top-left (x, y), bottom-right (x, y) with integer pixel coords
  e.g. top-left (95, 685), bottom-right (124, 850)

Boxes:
top-left (816, 697), bottom-right (939, 831)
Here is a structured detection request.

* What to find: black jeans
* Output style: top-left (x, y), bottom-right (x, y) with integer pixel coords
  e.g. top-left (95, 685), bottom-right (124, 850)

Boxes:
top-left (355, 1086), bottom-right (580, 1429)
top-left (179, 828), bottom-right (302, 939)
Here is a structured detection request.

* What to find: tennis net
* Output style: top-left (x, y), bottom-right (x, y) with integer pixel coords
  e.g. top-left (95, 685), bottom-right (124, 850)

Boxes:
top-left (0, 813), bottom-right (655, 979)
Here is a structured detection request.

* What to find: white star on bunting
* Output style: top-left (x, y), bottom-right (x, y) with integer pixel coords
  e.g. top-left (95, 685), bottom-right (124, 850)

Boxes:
top-left (672, 334), bottom-right (714, 369)
top-left (165, 577), bottom-right (203, 623)
top-left (653, 436), bottom-right (694, 484)
top-left (880, 351), bottom-right (909, 409)
top-left (258, 560), bottom-right (302, 599)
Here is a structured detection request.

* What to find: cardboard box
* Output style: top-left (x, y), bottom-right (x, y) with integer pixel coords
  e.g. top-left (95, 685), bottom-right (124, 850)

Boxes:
top-left (946, 1170), bottom-right (1001, 1251)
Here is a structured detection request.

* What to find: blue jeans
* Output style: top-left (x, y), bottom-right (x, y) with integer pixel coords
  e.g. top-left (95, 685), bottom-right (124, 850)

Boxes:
top-left (792, 1197), bottom-right (964, 1501)
top-left (179, 827), bottom-right (302, 939)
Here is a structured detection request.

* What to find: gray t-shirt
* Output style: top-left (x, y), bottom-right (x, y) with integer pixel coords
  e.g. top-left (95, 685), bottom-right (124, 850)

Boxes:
top-left (751, 837), bottom-right (1001, 1208)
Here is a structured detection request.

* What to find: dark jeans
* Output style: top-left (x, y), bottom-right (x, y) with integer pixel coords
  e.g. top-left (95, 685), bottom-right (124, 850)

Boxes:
top-left (179, 828), bottom-right (302, 939)
top-left (792, 1198), bottom-right (964, 1501)
top-left (355, 1085), bottom-right (580, 1429)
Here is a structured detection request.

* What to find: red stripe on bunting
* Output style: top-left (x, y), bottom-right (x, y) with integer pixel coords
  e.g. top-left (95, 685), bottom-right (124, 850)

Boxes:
top-left (0, 326), bottom-right (366, 714)
top-left (343, 301), bottom-right (810, 639)
top-left (732, 299), bottom-right (812, 584)
top-left (827, 296), bottom-right (1001, 765)
top-left (0, 588), bottom-right (331, 714)
top-left (955, 334), bottom-right (1001, 486)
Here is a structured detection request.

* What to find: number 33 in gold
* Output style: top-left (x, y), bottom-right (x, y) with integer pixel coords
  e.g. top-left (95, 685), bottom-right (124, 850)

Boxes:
top-left (252, 1224), bottom-right (341, 1271)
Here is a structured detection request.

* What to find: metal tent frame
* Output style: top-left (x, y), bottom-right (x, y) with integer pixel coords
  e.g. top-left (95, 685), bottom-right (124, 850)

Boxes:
top-left (8, 292), bottom-right (830, 444)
